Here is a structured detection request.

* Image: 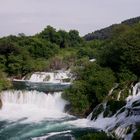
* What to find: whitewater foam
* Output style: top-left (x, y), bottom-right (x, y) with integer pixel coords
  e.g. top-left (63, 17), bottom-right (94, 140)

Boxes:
top-left (87, 82), bottom-right (140, 140)
top-left (0, 90), bottom-right (69, 123)
top-left (22, 71), bottom-right (71, 83)
top-left (32, 130), bottom-right (72, 140)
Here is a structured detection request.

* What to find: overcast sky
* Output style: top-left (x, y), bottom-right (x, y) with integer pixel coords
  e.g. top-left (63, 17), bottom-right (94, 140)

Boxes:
top-left (0, 0), bottom-right (140, 37)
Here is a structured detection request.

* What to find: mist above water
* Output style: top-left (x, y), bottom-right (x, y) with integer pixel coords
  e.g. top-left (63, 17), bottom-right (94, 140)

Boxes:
top-left (0, 90), bottom-right (69, 122)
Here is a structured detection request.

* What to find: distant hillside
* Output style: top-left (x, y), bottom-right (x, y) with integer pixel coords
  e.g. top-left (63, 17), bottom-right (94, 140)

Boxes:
top-left (84, 16), bottom-right (140, 41)
top-left (122, 16), bottom-right (140, 25)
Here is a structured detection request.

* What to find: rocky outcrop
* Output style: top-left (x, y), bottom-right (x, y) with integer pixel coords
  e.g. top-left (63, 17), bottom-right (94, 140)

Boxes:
top-left (88, 82), bottom-right (140, 140)
top-left (0, 98), bottom-right (2, 109)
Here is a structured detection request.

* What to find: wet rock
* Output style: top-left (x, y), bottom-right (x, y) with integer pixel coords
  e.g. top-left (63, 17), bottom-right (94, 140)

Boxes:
top-left (0, 98), bottom-right (2, 109)
top-left (91, 104), bottom-right (104, 120)
top-left (104, 100), bottom-right (126, 117)
top-left (64, 104), bottom-right (71, 113)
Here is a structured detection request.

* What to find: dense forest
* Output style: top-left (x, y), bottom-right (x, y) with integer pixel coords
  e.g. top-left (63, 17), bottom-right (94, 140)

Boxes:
top-left (0, 17), bottom-right (140, 139)
top-left (0, 26), bottom-right (83, 75)
top-left (63, 20), bottom-right (140, 116)
top-left (0, 16), bottom-right (139, 103)
top-left (84, 16), bottom-right (140, 41)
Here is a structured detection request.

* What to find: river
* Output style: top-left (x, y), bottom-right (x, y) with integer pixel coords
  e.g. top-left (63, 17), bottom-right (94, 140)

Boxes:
top-left (0, 90), bottom-right (96, 140)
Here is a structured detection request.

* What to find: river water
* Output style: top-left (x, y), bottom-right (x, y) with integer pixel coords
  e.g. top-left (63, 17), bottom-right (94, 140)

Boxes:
top-left (0, 90), bottom-right (96, 140)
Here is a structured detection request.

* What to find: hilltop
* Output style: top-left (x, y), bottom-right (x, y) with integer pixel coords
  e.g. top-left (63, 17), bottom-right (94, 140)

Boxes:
top-left (84, 16), bottom-right (140, 41)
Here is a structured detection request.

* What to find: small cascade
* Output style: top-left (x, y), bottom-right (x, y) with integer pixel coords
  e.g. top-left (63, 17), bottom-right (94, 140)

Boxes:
top-left (108, 83), bottom-right (119, 96)
top-left (23, 71), bottom-right (71, 83)
top-left (0, 90), bottom-right (68, 122)
top-left (88, 82), bottom-right (140, 140)
top-left (126, 82), bottom-right (140, 102)
top-left (27, 72), bottom-right (53, 82)
top-left (0, 90), bottom-right (91, 140)
top-left (13, 71), bottom-right (72, 92)
top-left (117, 90), bottom-right (123, 101)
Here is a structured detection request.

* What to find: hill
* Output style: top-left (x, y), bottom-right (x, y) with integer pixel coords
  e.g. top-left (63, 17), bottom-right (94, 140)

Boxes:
top-left (84, 16), bottom-right (140, 41)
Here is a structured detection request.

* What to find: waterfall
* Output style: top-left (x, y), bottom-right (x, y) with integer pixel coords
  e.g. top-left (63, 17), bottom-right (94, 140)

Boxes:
top-left (23, 71), bottom-right (71, 83)
top-left (88, 82), bottom-right (140, 140)
top-left (0, 90), bottom-right (68, 122)
top-left (0, 90), bottom-right (90, 140)
top-left (126, 82), bottom-right (140, 102)
top-left (13, 71), bottom-right (72, 92)
top-left (0, 89), bottom-right (92, 140)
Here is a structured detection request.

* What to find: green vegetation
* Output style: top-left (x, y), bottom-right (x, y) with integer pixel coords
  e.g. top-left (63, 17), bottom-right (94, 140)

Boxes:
top-left (0, 17), bottom-right (139, 121)
top-left (103, 100), bottom-right (126, 117)
top-left (0, 16), bottom-right (139, 139)
top-left (133, 127), bottom-right (140, 140)
top-left (0, 71), bottom-right (12, 109)
top-left (91, 104), bottom-right (104, 120)
top-left (84, 16), bottom-right (140, 41)
top-left (0, 26), bottom-right (85, 90)
top-left (0, 71), bottom-right (11, 91)
top-left (77, 132), bottom-right (115, 140)
top-left (0, 99), bottom-right (2, 109)
top-left (63, 63), bottom-right (115, 115)
top-left (63, 21), bottom-right (140, 116)
top-left (97, 23), bottom-right (140, 78)
top-left (0, 26), bottom-right (84, 77)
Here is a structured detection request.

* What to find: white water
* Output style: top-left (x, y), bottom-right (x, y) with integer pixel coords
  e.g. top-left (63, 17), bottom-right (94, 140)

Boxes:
top-left (88, 82), bottom-right (140, 140)
top-left (0, 90), bottom-right (69, 122)
top-left (126, 82), bottom-right (140, 103)
top-left (1, 83), bottom-right (139, 138)
top-left (0, 89), bottom-right (92, 129)
top-left (89, 59), bottom-right (96, 62)
top-left (0, 90), bottom-right (92, 140)
top-left (3, 73), bottom-right (140, 139)
top-left (22, 71), bottom-right (71, 83)
top-left (32, 130), bottom-right (72, 140)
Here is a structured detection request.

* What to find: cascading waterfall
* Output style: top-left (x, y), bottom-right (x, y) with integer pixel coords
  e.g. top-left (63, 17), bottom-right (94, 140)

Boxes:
top-left (1, 70), bottom-right (140, 140)
top-left (0, 72), bottom-right (94, 140)
top-left (23, 71), bottom-right (71, 83)
top-left (0, 90), bottom-right (92, 140)
top-left (0, 90), bottom-right (68, 122)
top-left (13, 71), bottom-right (72, 92)
top-left (88, 82), bottom-right (140, 140)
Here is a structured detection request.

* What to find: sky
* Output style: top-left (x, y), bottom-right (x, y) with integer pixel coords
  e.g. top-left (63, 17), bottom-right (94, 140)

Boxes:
top-left (0, 0), bottom-right (140, 37)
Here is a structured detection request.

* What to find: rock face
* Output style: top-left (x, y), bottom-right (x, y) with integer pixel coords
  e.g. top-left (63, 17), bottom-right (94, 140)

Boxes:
top-left (88, 82), bottom-right (140, 140)
top-left (0, 98), bottom-right (2, 109)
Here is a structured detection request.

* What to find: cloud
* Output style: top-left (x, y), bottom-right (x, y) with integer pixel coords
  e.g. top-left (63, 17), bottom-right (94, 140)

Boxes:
top-left (0, 0), bottom-right (140, 36)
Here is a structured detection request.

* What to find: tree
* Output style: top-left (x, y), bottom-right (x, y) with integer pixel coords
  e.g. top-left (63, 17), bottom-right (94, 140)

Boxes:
top-left (58, 30), bottom-right (69, 48)
top-left (39, 25), bottom-right (61, 44)
top-left (97, 23), bottom-right (140, 78)
top-left (0, 71), bottom-right (11, 91)
top-left (28, 38), bottom-right (59, 59)
top-left (63, 63), bottom-right (116, 115)
top-left (69, 30), bottom-right (82, 47)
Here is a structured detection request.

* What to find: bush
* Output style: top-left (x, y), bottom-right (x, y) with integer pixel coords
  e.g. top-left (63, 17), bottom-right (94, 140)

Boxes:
top-left (0, 71), bottom-right (11, 91)
top-left (97, 23), bottom-right (140, 78)
top-left (133, 127), bottom-right (140, 140)
top-left (77, 132), bottom-right (115, 140)
top-left (63, 63), bottom-right (116, 115)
